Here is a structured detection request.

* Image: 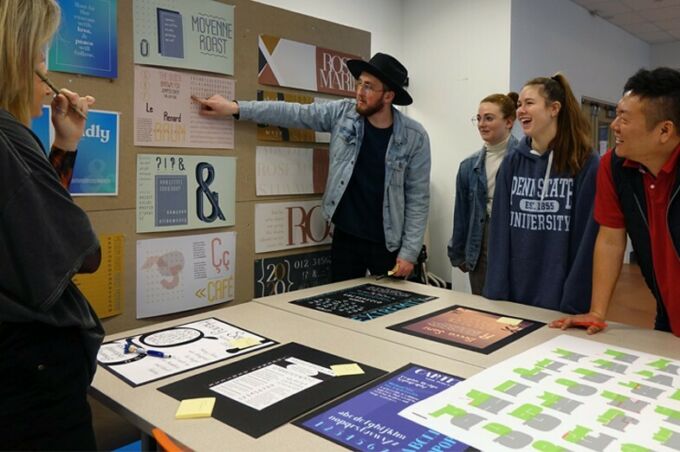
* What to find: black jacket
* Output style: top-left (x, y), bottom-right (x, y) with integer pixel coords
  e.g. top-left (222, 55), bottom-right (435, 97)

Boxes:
top-left (611, 150), bottom-right (680, 331)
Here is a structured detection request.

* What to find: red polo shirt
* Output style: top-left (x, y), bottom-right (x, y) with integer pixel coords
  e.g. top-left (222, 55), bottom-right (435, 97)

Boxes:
top-left (595, 144), bottom-right (680, 336)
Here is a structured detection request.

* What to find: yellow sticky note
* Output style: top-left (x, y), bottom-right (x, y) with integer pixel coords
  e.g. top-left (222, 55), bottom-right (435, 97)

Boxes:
top-left (229, 337), bottom-right (262, 349)
top-left (175, 398), bottom-right (216, 419)
top-left (497, 316), bottom-right (522, 326)
top-left (331, 363), bottom-right (364, 376)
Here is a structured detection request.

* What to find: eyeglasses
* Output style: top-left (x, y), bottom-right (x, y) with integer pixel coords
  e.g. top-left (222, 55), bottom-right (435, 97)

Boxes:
top-left (355, 81), bottom-right (384, 94)
top-left (470, 115), bottom-right (499, 127)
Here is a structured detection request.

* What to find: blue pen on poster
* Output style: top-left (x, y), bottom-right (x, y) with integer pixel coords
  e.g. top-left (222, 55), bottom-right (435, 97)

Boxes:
top-left (124, 342), bottom-right (172, 358)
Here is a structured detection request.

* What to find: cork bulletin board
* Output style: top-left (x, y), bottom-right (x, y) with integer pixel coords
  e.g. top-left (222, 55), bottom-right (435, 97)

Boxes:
top-left (49, 0), bottom-right (370, 334)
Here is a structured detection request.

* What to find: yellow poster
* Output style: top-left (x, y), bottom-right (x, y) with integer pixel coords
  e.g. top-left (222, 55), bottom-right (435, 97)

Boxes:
top-left (73, 233), bottom-right (124, 319)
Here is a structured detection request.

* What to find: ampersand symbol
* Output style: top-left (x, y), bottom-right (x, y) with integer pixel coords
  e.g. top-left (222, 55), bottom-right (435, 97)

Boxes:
top-left (196, 162), bottom-right (226, 222)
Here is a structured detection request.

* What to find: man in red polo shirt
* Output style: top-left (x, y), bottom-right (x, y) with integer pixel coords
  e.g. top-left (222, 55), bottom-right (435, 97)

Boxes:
top-left (552, 67), bottom-right (680, 336)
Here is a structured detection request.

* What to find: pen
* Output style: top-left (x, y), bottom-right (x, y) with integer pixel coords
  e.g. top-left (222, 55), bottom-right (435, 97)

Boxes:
top-left (124, 342), bottom-right (172, 358)
top-left (34, 70), bottom-right (88, 119)
top-left (571, 321), bottom-right (608, 329)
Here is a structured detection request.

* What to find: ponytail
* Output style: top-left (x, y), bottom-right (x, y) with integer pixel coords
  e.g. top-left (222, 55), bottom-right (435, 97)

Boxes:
top-left (524, 74), bottom-right (591, 175)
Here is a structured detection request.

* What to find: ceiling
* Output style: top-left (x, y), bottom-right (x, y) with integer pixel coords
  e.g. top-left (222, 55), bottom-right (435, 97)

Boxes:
top-left (570, 0), bottom-right (680, 43)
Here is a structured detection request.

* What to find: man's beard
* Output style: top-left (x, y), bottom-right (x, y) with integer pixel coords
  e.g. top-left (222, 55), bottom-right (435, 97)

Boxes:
top-left (356, 98), bottom-right (385, 117)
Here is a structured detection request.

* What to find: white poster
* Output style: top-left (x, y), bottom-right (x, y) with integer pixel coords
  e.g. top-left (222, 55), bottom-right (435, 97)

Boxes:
top-left (136, 154), bottom-right (236, 233)
top-left (136, 231), bottom-right (236, 318)
top-left (97, 318), bottom-right (276, 386)
top-left (255, 200), bottom-right (332, 253)
top-left (400, 335), bottom-right (680, 451)
top-left (256, 146), bottom-right (328, 196)
top-left (134, 65), bottom-right (234, 148)
top-left (133, 0), bottom-right (234, 75)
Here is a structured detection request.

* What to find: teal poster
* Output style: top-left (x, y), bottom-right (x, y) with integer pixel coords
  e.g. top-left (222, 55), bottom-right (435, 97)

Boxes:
top-left (133, 0), bottom-right (234, 75)
top-left (49, 0), bottom-right (118, 78)
top-left (31, 107), bottom-right (120, 196)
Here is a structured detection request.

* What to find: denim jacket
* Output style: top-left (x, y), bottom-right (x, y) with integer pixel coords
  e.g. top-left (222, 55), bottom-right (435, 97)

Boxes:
top-left (447, 135), bottom-right (518, 270)
top-left (239, 99), bottom-right (431, 263)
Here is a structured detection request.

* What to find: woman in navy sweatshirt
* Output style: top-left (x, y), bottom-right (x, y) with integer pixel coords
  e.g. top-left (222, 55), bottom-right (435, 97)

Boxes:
top-left (483, 74), bottom-right (599, 313)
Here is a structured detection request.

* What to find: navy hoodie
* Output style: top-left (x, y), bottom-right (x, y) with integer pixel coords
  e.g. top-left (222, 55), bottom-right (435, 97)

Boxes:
top-left (483, 136), bottom-right (599, 313)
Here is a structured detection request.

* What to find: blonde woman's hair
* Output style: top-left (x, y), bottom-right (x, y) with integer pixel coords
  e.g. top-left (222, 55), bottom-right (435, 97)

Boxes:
top-left (0, 0), bottom-right (61, 125)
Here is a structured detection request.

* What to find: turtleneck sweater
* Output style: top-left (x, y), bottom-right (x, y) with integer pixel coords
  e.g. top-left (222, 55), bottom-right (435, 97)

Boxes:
top-left (484, 134), bottom-right (511, 215)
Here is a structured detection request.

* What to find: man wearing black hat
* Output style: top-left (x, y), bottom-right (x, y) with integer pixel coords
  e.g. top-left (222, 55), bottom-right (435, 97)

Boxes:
top-left (194, 53), bottom-right (431, 281)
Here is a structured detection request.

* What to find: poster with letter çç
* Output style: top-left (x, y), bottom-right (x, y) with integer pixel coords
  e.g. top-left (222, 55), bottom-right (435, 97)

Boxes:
top-left (258, 34), bottom-right (358, 96)
top-left (49, 0), bottom-right (118, 78)
top-left (134, 65), bottom-right (234, 149)
top-left (256, 146), bottom-right (329, 196)
top-left (400, 335), bottom-right (680, 452)
top-left (31, 107), bottom-right (120, 196)
top-left (133, 0), bottom-right (234, 75)
top-left (136, 154), bottom-right (235, 233)
top-left (297, 364), bottom-right (474, 452)
top-left (136, 231), bottom-right (235, 318)
top-left (255, 200), bottom-right (332, 253)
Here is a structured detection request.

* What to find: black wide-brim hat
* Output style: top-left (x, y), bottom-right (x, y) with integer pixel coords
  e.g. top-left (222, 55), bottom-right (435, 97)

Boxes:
top-left (346, 53), bottom-right (413, 106)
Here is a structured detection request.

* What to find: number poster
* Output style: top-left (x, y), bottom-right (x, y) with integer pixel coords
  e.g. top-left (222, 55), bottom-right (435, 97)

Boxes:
top-left (254, 250), bottom-right (332, 298)
top-left (400, 335), bottom-right (680, 451)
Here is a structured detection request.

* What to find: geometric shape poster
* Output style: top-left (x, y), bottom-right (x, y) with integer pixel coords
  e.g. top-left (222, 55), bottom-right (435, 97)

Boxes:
top-left (97, 318), bottom-right (276, 387)
top-left (133, 0), bottom-right (234, 75)
top-left (290, 284), bottom-right (437, 322)
top-left (254, 250), bottom-right (332, 298)
top-left (134, 65), bottom-right (235, 149)
top-left (258, 35), bottom-right (358, 96)
top-left (136, 231), bottom-right (235, 318)
top-left (297, 364), bottom-right (474, 452)
top-left (158, 342), bottom-right (386, 438)
top-left (49, 0), bottom-right (118, 78)
top-left (136, 154), bottom-right (235, 233)
top-left (389, 306), bottom-right (544, 354)
top-left (400, 335), bottom-right (680, 452)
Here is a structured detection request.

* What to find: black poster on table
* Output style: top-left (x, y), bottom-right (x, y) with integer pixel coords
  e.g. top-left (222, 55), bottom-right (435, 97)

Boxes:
top-left (158, 342), bottom-right (385, 438)
top-left (254, 250), bottom-right (332, 298)
top-left (290, 283), bottom-right (437, 321)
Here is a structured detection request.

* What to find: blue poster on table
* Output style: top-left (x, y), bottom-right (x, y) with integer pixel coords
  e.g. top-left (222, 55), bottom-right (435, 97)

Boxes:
top-left (296, 364), bottom-right (475, 452)
top-left (49, 0), bottom-right (118, 78)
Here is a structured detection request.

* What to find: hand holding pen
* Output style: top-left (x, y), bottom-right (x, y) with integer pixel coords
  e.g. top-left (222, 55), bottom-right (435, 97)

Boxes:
top-left (35, 70), bottom-right (95, 151)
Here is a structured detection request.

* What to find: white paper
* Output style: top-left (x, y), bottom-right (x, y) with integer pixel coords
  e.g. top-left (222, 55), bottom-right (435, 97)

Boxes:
top-left (97, 318), bottom-right (274, 386)
top-left (400, 335), bottom-right (680, 451)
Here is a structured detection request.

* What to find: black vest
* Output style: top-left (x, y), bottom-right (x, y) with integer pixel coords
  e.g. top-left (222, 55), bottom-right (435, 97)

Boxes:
top-left (611, 151), bottom-right (680, 331)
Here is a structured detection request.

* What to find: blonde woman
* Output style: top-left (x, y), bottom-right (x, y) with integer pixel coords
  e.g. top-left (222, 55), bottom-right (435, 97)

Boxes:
top-left (0, 0), bottom-right (101, 449)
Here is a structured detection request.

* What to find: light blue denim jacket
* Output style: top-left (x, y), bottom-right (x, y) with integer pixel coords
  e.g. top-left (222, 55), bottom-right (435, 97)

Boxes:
top-left (447, 135), bottom-right (518, 270)
top-left (239, 98), bottom-right (431, 263)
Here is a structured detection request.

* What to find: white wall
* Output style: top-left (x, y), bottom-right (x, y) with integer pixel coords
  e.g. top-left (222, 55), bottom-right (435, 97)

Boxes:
top-left (251, 0), bottom-right (403, 56)
top-left (651, 42), bottom-right (680, 69)
top-left (510, 0), bottom-right (650, 104)
top-left (401, 0), bottom-right (512, 290)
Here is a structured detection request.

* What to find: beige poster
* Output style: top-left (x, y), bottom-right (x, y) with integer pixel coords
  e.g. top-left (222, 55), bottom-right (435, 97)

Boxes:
top-left (255, 200), bottom-right (332, 253)
top-left (256, 146), bottom-right (328, 196)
